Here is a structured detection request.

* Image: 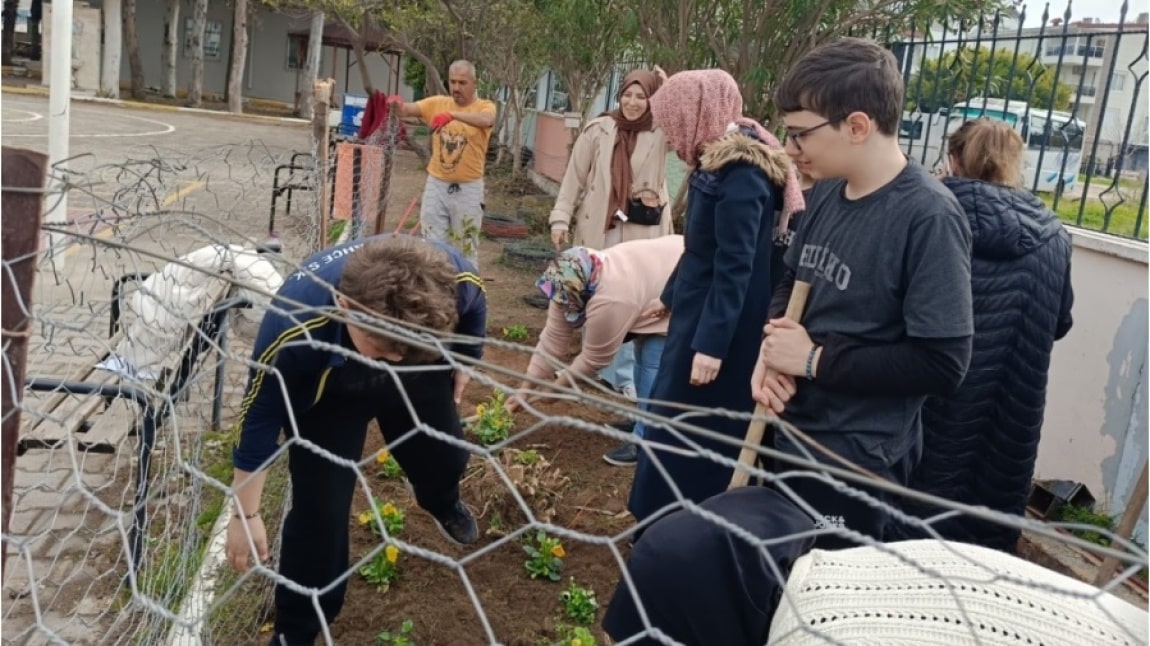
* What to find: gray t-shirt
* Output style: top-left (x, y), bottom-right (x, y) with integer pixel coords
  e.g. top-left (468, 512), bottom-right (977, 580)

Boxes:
top-left (780, 161), bottom-right (973, 463)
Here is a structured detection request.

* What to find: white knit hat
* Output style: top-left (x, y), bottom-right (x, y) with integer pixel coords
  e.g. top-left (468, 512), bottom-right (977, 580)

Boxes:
top-left (767, 539), bottom-right (1147, 645)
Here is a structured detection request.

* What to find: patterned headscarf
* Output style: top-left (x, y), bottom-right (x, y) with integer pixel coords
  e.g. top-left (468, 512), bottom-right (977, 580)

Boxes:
top-left (535, 248), bottom-right (603, 327)
top-left (649, 69), bottom-right (806, 228)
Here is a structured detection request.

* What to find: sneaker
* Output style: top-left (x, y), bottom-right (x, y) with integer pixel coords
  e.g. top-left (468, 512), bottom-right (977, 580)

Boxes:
top-left (619, 384), bottom-right (638, 401)
top-left (429, 500), bottom-right (479, 546)
top-left (608, 420), bottom-right (636, 434)
top-left (603, 442), bottom-right (639, 466)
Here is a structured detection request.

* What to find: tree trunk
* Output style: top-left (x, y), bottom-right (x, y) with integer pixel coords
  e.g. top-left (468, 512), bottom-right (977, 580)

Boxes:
top-left (420, 53), bottom-right (445, 96)
top-left (100, 0), bottom-right (122, 98)
top-left (510, 90), bottom-right (525, 176)
top-left (337, 13), bottom-right (373, 95)
top-left (188, 0), bottom-right (208, 107)
top-left (161, 0), bottom-right (179, 97)
top-left (1, 0), bottom-right (16, 66)
top-left (299, 11), bottom-right (323, 118)
top-left (123, 0), bottom-right (144, 99)
top-left (226, 0), bottom-right (247, 113)
top-left (28, 0), bottom-right (41, 60)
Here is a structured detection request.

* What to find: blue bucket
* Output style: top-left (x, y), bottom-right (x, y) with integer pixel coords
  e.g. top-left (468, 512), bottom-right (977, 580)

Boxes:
top-left (340, 93), bottom-right (368, 137)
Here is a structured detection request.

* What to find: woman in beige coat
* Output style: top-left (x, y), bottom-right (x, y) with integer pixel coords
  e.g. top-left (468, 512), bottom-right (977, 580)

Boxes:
top-left (548, 68), bottom-right (675, 414)
top-left (549, 69), bottom-right (674, 251)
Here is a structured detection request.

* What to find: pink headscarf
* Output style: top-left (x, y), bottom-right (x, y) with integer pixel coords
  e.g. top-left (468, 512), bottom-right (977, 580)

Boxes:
top-left (650, 69), bottom-right (805, 225)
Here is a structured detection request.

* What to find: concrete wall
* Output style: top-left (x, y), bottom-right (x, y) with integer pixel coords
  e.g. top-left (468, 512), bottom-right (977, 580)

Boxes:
top-left (1038, 229), bottom-right (1148, 542)
top-left (532, 112), bottom-right (572, 183)
top-left (42, 2), bottom-right (102, 93)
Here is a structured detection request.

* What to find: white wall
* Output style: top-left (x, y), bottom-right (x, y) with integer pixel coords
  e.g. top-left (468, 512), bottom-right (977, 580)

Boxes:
top-left (1039, 229), bottom-right (1148, 542)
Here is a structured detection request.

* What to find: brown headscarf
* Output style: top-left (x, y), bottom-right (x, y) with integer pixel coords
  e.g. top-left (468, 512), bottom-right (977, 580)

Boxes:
top-left (604, 70), bottom-right (662, 231)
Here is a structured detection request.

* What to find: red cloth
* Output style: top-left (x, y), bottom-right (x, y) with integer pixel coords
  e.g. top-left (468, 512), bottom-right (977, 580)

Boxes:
top-left (357, 91), bottom-right (409, 146)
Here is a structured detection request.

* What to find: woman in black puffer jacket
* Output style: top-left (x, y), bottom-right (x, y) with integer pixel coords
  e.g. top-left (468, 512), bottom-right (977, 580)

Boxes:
top-left (888, 119), bottom-right (1074, 552)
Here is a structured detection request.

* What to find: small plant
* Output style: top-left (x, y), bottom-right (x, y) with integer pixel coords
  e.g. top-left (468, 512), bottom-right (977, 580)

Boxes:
top-left (470, 391), bottom-right (514, 446)
top-left (502, 324), bottom-right (530, 341)
top-left (1058, 504), bottom-right (1116, 546)
top-left (359, 544), bottom-right (401, 591)
top-left (551, 624), bottom-right (596, 646)
top-left (448, 221), bottom-right (480, 257)
top-left (376, 449), bottom-right (404, 479)
top-left (376, 619), bottom-right (415, 645)
top-left (559, 578), bottom-right (599, 625)
top-left (327, 219), bottom-right (348, 244)
top-left (516, 449), bottom-right (542, 466)
top-left (524, 530), bottom-right (565, 582)
top-left (358, 499), bottom-right (405, 537)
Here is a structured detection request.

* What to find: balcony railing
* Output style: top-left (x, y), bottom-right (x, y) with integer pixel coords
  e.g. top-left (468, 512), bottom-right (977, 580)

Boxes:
top-left (1045, 44), bottom-right (1105, 58)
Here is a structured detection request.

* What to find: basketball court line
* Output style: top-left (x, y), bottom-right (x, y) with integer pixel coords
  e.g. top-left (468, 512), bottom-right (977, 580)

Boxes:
top-left (1, 107), bottom-right (176, 138)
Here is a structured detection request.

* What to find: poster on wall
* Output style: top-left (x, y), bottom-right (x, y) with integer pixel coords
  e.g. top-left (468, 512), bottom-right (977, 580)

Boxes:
top-left (183, 19), bottom-right (222, 59)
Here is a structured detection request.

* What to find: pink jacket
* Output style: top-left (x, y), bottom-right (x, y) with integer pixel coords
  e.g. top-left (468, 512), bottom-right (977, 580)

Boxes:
top-left (526, 235), bottom-right (684, 380)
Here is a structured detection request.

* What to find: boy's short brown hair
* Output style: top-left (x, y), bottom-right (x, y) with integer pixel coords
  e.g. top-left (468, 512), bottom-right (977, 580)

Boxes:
top-left (339, 236), bottom-right (459, 362)
top-left (775, 37), bottom-right (905, 136)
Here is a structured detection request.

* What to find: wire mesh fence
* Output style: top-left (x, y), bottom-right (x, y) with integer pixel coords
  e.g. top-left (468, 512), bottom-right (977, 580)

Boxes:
top-left (2, 73), bottom-right (1148, 646)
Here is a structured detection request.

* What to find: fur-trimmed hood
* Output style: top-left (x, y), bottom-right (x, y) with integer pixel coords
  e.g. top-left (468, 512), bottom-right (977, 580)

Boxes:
top-left (698, 131), bottom-right (792, 187)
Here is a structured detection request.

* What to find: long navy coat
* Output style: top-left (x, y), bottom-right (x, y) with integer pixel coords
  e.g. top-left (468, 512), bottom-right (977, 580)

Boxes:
top-left (628, 130), bottom-right (788, 522)
top-left (888, 177), bottom-right (1074, 552)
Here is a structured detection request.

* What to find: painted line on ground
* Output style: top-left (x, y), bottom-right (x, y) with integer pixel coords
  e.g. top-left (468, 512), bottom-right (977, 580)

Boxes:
top-left (1, 108), bottom-right (44, 123)
top-left (2, 111), bottom-right (176, 138)
top-left (64, 180), bottom-right (206, 257)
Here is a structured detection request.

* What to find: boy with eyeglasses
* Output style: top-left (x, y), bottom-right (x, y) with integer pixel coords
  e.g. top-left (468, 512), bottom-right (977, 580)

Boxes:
top-left (750, 37), bottom-right (974, 547)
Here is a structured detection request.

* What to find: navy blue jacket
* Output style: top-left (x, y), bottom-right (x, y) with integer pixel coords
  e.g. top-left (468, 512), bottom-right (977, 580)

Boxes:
top-left (628, 129), bottom-right (787, 521)
top-left (894, 178), bottom-right (1073, 551)
top-left (232, 235), bottom-right (486, 471)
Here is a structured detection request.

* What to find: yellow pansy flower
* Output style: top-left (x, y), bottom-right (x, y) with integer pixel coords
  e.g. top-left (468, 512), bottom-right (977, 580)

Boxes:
top-left (376, 450), bottom-right (390, 464)
top-left (385, 544), bottom-right (400, 564)
top-left (381, 502), bottom-right (398, 517)
top-left (551, 544), bottom-right (566, 558)
top-left (357, 511), bottom-right (372, 525)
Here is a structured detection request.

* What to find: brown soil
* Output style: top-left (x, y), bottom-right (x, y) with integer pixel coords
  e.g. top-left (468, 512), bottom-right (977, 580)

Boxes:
top-left (327, 228), bottom-right (635, 644)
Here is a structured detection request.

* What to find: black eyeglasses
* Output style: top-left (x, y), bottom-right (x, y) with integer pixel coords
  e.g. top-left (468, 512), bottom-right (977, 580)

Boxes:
top-left (785, 116), bottom-right (846, 152)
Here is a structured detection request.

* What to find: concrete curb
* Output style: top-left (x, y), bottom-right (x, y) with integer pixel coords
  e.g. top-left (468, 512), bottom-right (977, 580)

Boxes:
top-left (2, 84), bottom-right (309, 126)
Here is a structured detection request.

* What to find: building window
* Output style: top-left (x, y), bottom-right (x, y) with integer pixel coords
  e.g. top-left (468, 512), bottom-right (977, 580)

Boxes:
top-left (183, 19), bottom-right (223, 59)
top-left (1110, 72), bottom-right (1126, 91)
top-left (545, 72), bottom-right (570, 113)
top-left (287, 35), bottom-right (307, 70)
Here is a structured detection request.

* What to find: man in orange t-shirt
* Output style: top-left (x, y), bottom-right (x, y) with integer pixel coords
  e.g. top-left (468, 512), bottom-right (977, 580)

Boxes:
top-left (392, 60), bottom-right (496, 267)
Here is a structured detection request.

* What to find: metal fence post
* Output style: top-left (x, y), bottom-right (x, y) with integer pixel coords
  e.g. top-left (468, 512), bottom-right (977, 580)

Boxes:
top-left (1, 146), bottom-right (48, 582)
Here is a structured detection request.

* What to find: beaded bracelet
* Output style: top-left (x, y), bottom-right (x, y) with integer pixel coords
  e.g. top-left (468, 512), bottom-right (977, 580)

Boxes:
top-left (805, 345), bottom-right (820, 380)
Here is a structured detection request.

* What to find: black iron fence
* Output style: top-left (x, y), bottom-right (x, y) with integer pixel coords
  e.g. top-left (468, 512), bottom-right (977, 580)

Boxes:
top-left (883, 2), bottom-right (1149, 239)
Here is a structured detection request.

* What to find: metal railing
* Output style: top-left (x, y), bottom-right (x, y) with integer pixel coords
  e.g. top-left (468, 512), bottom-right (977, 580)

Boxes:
top-left (882, 1), bottom-right (1148, 239)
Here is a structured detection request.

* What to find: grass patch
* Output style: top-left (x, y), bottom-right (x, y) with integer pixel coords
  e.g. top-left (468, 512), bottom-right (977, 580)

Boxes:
top-left (109, 427), bottom-right (245, 645)
top-left (1055, 504), bottom-right (1148, 581)
top-left (1037, 192), bottom-right (1147, 239)
top-left (1077, 173), bottom-right (1142, 193)
top-left (202, 456), bottom-right (291, 643)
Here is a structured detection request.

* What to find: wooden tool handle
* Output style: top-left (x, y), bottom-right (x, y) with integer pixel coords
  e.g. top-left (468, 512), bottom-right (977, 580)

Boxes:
top-left (728, 280), bottom-right (812, 490)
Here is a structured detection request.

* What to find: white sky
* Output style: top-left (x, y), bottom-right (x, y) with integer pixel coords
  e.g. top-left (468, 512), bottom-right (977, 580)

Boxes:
top-left (1021, 0), bottom-right (1139, 26)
